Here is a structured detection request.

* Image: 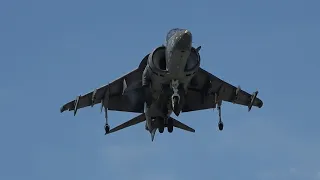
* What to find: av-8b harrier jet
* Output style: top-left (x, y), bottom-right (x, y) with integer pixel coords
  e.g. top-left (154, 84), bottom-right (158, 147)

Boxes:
top-left (60, 28), bottom-right (263, 141)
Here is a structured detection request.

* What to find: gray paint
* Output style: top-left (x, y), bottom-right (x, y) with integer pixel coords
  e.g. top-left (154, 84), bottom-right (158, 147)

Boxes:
top-left (60, 28), bottom-right (263, 141)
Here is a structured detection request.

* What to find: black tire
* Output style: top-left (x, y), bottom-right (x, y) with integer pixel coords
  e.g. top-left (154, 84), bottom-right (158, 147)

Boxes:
top-left (104, 124), bottom-right (110, 134)
top-left (167, 118), bottom-right (173, 133)
top-left (157, 117), bottom-right (165, 133)
top-left (218, 122), bottom-right (223, 131)
top-left (159, 126), bottom-right (164, 133)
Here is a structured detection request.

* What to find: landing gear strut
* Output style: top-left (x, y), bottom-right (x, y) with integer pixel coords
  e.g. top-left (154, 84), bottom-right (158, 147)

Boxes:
top-left (103, 102), bottom-right (110, 135)
top-left (100, 87), bottom-right (110, 135)
top-left (104, 123), bottom-right (110, 134)
top-left (217, 101), bottom-right (224, 131)
top-left (167, 118), bottom-right (173, 133)
top-left (158, 117), bottom-right (165, 133)
top-left (172, 96), bottom-right (179, 113)
top-left (171, 79), bottom-right (181, 116)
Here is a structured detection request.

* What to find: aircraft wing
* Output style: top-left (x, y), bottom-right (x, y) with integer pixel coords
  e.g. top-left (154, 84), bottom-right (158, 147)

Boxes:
top-left (60, 68), bottom-right (145, 114)
top-left (183, 68), bottom-right (263, 112)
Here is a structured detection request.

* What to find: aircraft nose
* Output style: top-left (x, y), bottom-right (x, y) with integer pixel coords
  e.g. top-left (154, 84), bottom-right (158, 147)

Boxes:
top-left (183, 30), bottom-right (192, 38)
top-left (175, 30), bottom-right (192, 51)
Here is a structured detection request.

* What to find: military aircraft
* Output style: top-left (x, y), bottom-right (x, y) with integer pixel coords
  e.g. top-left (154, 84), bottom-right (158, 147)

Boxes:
top-left (60, 28), bottom-right (263, 141)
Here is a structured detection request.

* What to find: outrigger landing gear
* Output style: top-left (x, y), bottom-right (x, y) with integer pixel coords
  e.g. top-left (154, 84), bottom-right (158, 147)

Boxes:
top-left (217, 101), bottom-right (223, 131)
top-left (104, 105), bottom-right (110, 135)
top-left (104, 124), bottom-right (110, 134)
top-left (101, 87), bottom-right (110, 135)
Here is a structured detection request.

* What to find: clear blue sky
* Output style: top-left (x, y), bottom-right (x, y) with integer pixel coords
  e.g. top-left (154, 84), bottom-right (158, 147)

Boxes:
top-left (1, 0), bottom-right (319, 179)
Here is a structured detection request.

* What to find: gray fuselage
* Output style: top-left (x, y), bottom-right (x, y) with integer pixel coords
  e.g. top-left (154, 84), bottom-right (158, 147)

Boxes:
top-left (143, 28), bottom-right (200, 132)
top-left (165, 29), bottom-right (193, 79)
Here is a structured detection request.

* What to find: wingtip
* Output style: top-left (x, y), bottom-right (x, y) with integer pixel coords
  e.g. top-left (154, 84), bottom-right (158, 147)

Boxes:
top-left (60, 106), bottom-right (65, 113)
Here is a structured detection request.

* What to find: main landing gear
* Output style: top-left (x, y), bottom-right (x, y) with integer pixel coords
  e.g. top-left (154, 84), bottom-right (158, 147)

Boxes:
top-left (157, 117), bottom-right (173, 133)
top-left (159, 125), bottom-right (164, 133)
top-left (167, 118), bottom-right (173, 133)
top-left (145, 117), bottom-right (171, 134)
top-left (158, 117), bottom-right (165, 133)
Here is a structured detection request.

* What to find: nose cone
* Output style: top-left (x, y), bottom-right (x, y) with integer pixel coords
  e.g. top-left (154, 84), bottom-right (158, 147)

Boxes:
top-left (175, 30), bottom-right (192, 51)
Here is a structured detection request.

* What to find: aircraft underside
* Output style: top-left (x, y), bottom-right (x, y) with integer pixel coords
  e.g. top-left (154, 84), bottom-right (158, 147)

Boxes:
top-left (59, 28), bottom-right (263, 142)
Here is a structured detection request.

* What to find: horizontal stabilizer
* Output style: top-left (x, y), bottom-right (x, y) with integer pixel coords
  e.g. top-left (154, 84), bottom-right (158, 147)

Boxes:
top-left (108, 113), bottom-right (146, 134)
top-left (170, 117), bottom-right (195, 133)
